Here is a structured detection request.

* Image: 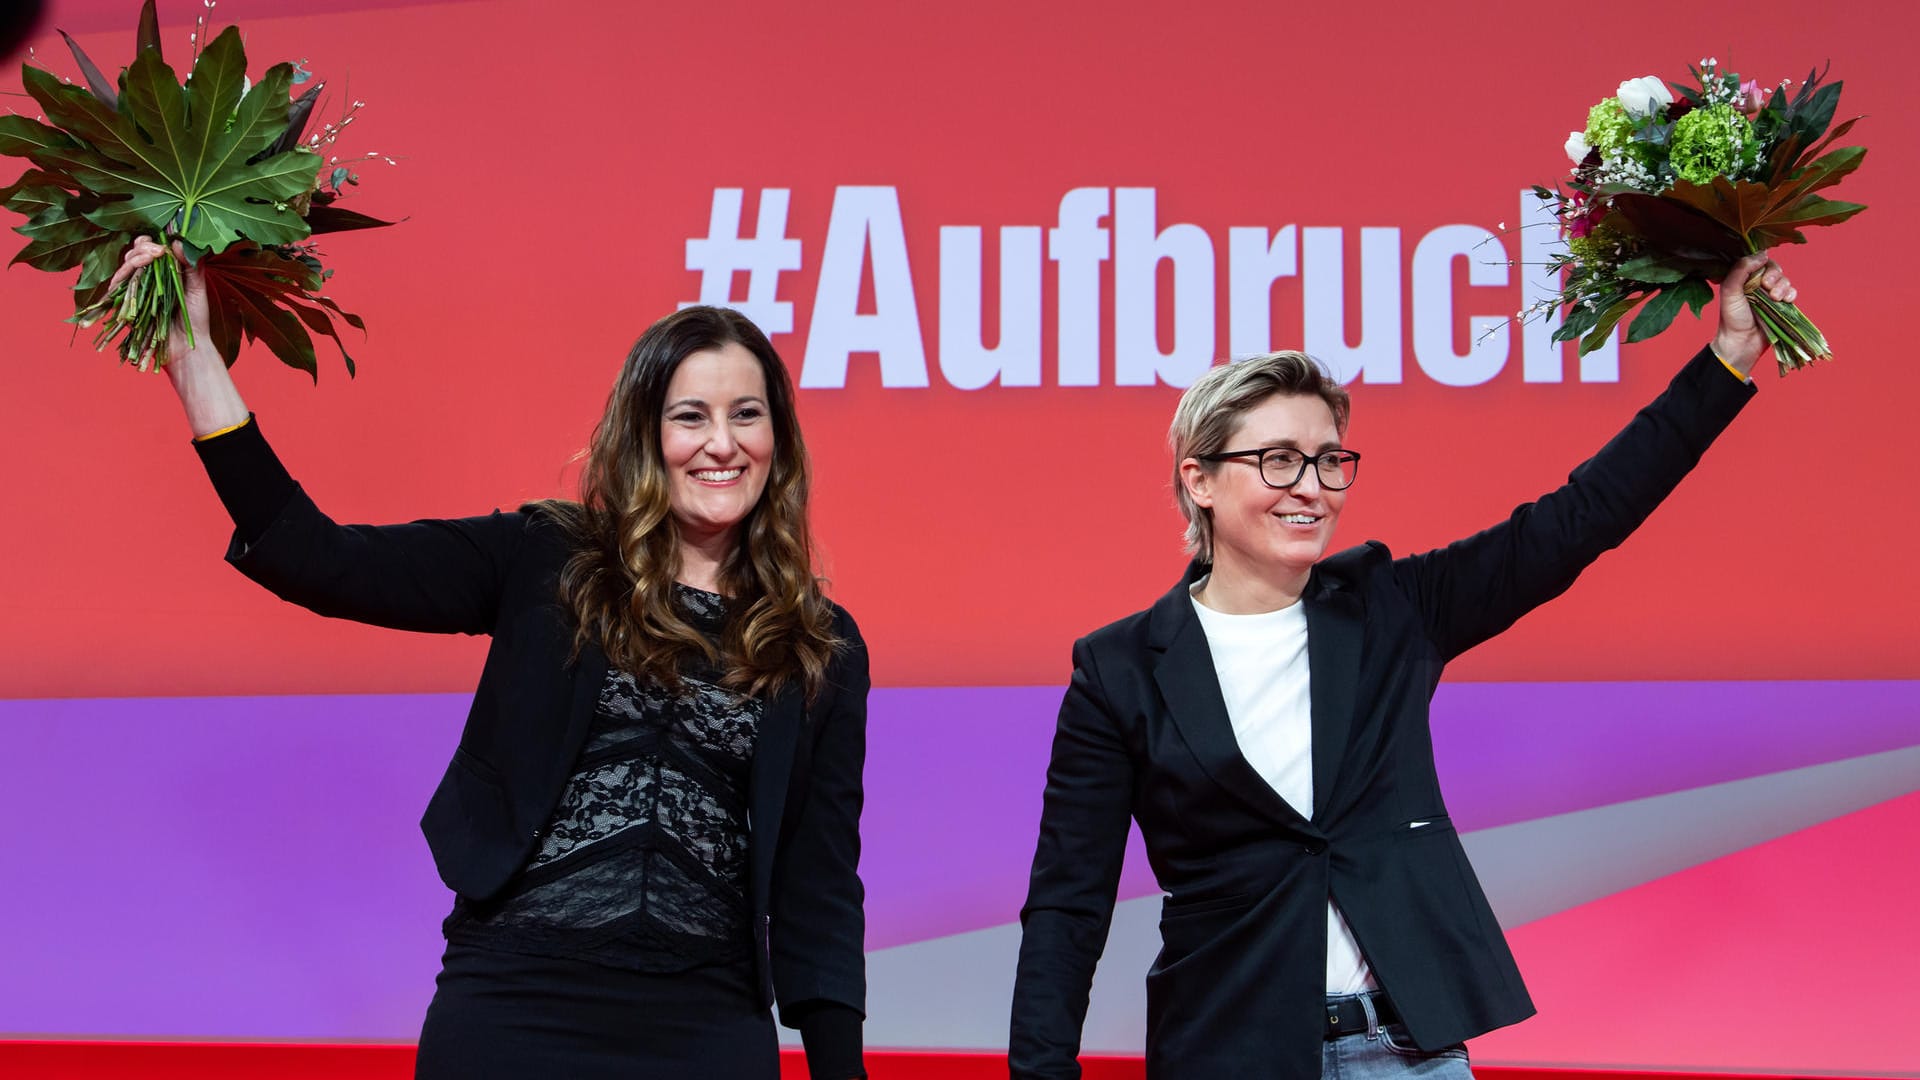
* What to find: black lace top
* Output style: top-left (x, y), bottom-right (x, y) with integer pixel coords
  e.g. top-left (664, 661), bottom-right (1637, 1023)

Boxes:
top-left (444, 584), bottom-right (759, 971)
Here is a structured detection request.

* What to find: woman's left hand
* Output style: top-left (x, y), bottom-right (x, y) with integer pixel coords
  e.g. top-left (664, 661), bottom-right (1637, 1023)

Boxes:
top-left (1713, 252), bottom-right (1797, 378)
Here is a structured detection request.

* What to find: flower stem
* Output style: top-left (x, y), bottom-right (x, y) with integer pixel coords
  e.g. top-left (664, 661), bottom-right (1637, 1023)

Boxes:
top-left (1744, 278), bottom-right (1831, 377)
top-left (81, 250), bottom-right (188, 373)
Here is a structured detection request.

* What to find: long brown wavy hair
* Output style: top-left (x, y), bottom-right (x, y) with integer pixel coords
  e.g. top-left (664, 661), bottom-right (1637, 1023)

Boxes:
top-left (537, 306), bottom-right (839, 702)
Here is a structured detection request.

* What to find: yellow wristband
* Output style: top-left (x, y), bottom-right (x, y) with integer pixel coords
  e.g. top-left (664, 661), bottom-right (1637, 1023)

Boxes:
top-left (1710, 345), bottom-right (1751, 384)
top-left (192, 416), bottom-right (253, 443)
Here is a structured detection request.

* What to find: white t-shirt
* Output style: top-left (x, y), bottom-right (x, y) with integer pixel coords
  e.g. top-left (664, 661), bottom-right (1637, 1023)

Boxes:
top-left (1190, 580), bottom-right (1376, 995)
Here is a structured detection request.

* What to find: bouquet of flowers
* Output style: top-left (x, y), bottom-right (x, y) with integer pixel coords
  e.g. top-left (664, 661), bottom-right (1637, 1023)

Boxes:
top-left (0, 0), bottom-right (393, 378)
top-left (1534, 59), bottom-right (1865, 375)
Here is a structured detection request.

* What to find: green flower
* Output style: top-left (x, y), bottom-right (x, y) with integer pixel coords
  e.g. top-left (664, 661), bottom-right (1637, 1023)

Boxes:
top-left (1670, 104), bottom-right (1759, 184)
top-left (1584, 99), bottom-right (1636, 153)
top-left (1567, 233), bottom-right (1610, 263)
top-left (1567, 224), bottom-right (1634, 279)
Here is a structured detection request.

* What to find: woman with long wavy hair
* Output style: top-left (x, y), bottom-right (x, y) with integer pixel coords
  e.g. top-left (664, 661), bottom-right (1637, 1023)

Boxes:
top-left (121, 236), bottom-right (869, 1080)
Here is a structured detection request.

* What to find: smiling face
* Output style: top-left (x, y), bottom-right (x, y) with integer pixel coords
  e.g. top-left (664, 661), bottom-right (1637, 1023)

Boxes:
top-left (660, 342), bottom-right (775, 551)
top-left (1182, 392), bottom-right (1348, 589)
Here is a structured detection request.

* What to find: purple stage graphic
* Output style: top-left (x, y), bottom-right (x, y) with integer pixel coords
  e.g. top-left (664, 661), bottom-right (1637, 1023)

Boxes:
top-left (3, 680), bottom-right (1913, 1041)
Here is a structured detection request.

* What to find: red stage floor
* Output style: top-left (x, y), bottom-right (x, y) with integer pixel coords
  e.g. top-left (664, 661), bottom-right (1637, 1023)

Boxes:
top-left (0, 1042), bottom-right (1885, 1080)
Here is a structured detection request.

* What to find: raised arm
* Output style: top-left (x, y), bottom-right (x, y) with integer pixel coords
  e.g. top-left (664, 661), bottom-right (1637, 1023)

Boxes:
top-left (115, 238), bottom-right (528, 635)
top-left (1392, 253), bottom-right (1793, 661)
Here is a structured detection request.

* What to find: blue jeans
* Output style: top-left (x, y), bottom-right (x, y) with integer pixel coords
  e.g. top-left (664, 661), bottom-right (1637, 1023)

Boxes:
top-left (1322, 994), bottom-right (1474, 1080)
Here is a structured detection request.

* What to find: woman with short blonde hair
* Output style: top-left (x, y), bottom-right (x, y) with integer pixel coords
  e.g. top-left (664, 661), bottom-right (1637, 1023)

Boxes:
top-left (1013, 253), bottom-right (1799, 1080)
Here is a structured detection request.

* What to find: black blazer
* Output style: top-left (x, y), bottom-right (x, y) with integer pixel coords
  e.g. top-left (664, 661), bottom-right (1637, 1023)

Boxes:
top-left (193, 420), bottom-right (868, 1050)
top-left (1010, 347), bottom-right (1754, 1080)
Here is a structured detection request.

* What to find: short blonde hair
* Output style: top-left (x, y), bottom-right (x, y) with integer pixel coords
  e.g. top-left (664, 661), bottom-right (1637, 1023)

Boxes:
top-left (1169, 351), bottom-right (1351, 562)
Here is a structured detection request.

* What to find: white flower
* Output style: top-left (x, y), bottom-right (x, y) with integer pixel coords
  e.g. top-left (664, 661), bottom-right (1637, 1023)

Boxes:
top-left (1565, 130), bottom-right (1591, 164)
top-left (1616, 75), bottom-right (1674, 118)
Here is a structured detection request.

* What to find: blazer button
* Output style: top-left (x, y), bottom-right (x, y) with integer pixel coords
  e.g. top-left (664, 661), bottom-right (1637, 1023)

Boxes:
top-left (1303, 840), bottom-right (1325, 855)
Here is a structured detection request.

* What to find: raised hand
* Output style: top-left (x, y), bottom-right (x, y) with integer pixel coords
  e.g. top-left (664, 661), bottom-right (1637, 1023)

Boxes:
top-left (1713, 252), bottom-right (1798, 379)
top-left (107, 236), bottom-right (214, 372)
top-left (111, 238), bottom-right (250, 436)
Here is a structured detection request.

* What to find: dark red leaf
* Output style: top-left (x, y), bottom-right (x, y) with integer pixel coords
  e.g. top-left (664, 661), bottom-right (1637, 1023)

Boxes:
top-left (1794, 115), bottom-right (1863, 174)
top-left (305, 202), bottom-right (400, 234)
top-left (259, 81), bottom-right (325, 162)
top-left (1605, 193), bottom-right (1745, 265)
top-left (282, 296), bottom-right (358, 376)
top-left (225, 282), bottom-right (320, 380)
top-left (59, 30), bottom-right (120, 111)
top-left (197, 244), bottom-right (359, 377)
top-left (135, 0), bottom-right (161, 58)
top-left (204, 277), bottom-right (244, 366)
top-left (310, 293), bottom-right (368, 331)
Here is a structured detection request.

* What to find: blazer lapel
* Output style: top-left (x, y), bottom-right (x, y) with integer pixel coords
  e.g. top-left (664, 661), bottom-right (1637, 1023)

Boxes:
top-left (747, 684), bottom-right (804, 907)
top-left (1150, 572), bottom-right (1310, 828)
top-left (1303, 574), bottom-right (1362, 820)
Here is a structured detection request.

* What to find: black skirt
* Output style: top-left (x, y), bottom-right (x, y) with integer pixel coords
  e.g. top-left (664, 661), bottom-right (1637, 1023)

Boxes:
top-left (414, 942), bottom-right (778, 1079)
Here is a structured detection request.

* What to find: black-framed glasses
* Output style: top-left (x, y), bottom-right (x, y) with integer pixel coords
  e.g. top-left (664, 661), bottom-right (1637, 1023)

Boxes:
top-left (1198, 447), bottom-right (1362, 490)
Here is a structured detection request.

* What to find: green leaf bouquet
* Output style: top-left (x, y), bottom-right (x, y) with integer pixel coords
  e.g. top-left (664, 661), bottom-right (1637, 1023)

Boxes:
top-left (0, 0), bottom-right (394, 378)
top-left (1534, 59), bottom-right (1866, 375)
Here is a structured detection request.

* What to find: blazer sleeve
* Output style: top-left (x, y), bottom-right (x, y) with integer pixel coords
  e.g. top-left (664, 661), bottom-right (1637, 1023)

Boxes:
top-left (771, 608), bottom-right (871, 1074)
top-left (193, 416), bottom-right (525, 635)
top-left (1391, 344), bottom-right (1755, 662)
top-left (1010, 635), bottom-right (1136, 1080)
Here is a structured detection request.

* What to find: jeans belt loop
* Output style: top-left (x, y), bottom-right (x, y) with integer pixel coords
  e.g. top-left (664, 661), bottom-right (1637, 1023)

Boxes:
top-left (1359, 991), bottom-right (1380, 1040)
